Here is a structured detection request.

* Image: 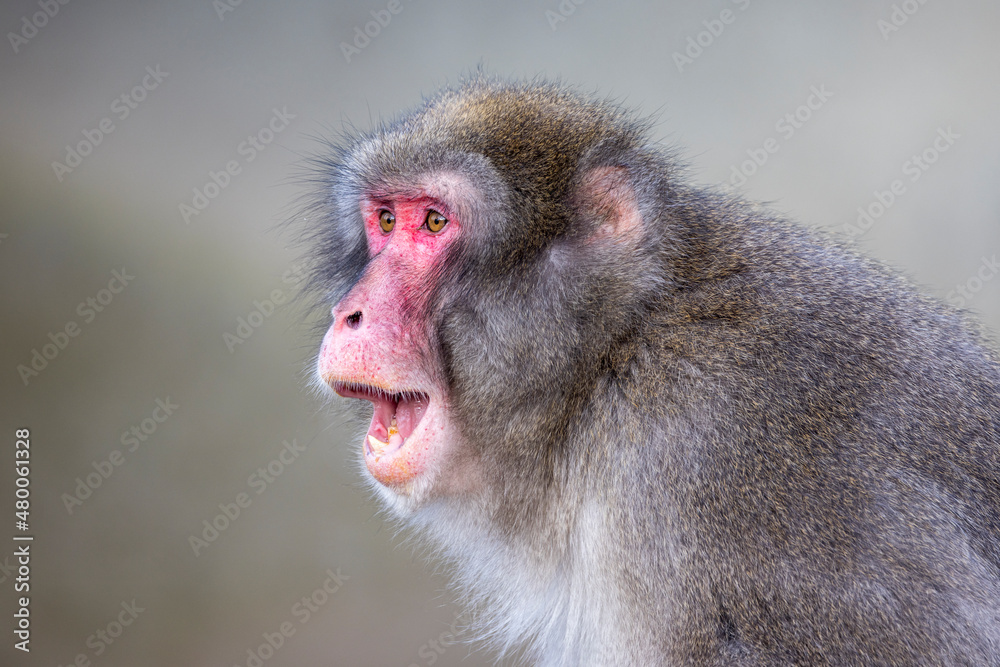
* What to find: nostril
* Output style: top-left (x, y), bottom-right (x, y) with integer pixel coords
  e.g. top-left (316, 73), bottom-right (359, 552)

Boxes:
top-left (345, 311), bottom-right (363, 329)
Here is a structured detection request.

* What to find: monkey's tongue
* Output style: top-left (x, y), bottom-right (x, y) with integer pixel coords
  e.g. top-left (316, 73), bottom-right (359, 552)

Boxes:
top-left (366, 393), bottom-right (428, 456)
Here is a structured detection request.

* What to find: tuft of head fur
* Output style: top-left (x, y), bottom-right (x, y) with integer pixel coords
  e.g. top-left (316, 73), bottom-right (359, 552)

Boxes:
top-left (300, 76), bottom-right (1000, 665)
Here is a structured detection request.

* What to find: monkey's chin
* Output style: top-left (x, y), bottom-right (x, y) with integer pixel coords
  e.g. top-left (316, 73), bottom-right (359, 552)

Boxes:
top-left (333, 383), bottom-right (436, 492)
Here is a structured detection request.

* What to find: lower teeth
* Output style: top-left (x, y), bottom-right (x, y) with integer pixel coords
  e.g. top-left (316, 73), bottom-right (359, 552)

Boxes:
top-left (368, 415), bottom-right (403, 461)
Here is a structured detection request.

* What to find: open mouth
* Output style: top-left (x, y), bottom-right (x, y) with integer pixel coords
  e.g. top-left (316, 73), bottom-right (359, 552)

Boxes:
top-left (334, 382), bottom-right (429, 461)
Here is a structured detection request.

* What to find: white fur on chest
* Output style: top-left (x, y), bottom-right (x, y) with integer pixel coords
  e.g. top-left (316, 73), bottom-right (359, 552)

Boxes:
top-left (410, 498), bottom-right (628, 666)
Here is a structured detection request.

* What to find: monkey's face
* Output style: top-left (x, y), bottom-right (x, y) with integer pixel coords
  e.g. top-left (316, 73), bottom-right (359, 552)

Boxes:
top-left (317, 173), bottom-right (484, 504)
top-left (315, 166), bottom-right (657, 511)
top-left (312, 80), bottom-right (668, 512)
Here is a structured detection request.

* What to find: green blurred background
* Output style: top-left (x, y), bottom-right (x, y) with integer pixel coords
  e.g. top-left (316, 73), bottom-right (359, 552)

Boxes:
top-left (1, 1), bottom-right (998, 665)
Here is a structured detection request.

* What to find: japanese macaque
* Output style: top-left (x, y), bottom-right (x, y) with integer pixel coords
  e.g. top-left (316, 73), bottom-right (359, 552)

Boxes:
top-left (306, 77), bottom-right (1000, 665)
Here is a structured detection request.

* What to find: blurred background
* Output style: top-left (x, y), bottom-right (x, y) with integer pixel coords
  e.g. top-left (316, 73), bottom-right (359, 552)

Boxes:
top-left (1, 1), bottom-right (998, 665)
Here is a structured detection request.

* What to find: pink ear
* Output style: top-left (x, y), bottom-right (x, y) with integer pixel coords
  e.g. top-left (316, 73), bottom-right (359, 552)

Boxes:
top-left (578, 166), bottom-right (643, 244)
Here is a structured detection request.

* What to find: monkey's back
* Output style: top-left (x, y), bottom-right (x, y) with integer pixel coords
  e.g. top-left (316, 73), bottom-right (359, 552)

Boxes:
top-left (635, 212), bottom-right (1000, 664)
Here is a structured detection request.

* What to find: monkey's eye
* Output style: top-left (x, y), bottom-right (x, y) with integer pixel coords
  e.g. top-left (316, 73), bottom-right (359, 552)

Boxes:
top-left (423, 210), bottom-right (448, 233)
top-left (378, 210), bottom-right (395, 233)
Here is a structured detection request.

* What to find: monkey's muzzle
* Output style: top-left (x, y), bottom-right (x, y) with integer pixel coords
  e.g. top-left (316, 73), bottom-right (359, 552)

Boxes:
top-left (333, 383), bottom-right (430, 479)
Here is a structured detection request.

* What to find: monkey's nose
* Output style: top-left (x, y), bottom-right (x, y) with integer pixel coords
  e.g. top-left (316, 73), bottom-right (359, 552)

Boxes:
top-left (344, 310), bottom-right (363, 330)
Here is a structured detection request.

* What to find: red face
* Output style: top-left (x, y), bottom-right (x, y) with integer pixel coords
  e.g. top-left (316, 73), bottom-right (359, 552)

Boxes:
top-left (317, 177), bottom-right (471, 496)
